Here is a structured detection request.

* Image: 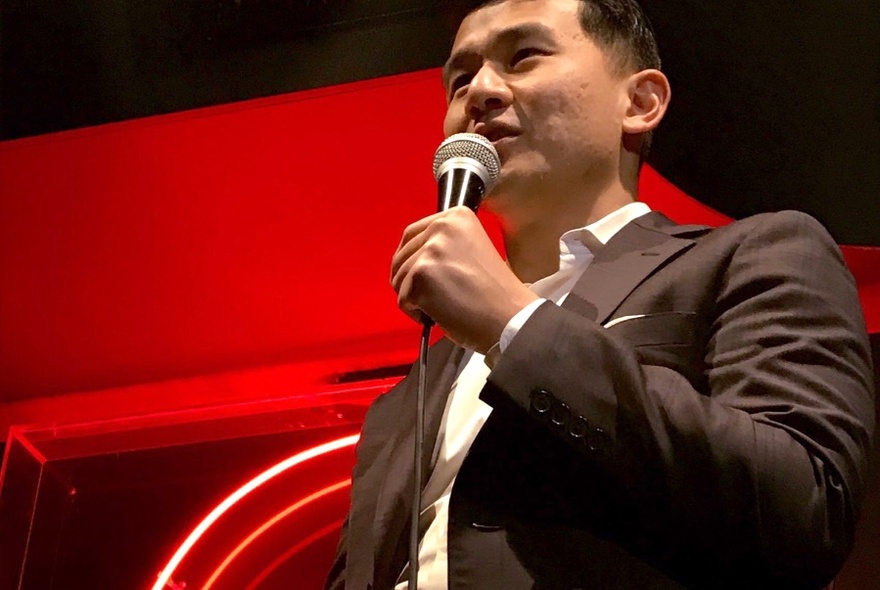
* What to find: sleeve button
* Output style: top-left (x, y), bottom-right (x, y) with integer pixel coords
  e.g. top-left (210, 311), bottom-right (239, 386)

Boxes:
top-left (586, 427), bottom-right (611, 454)
top-left (568, 417), bottom-right (590, 442)
top-left (530, 389), bottom-right (553, 414)
top-left (550, 401), bottom-right (571, 427)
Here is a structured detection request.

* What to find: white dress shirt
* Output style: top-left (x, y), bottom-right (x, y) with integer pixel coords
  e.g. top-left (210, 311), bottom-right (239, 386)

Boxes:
top-left (395, 202), bottom-right (651, 589)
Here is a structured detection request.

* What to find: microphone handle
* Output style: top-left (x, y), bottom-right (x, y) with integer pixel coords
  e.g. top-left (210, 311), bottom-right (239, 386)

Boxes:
top-left (420, 166), bottom-right (486, 327)
top-left (437, 167), bottom-right (487, 213)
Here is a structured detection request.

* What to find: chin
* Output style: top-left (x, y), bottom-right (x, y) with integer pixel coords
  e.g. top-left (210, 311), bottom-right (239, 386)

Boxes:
top-left (494, 161), bottom-right (547, 193)
top-left (481, 177), bottom-right (530, 216)
top-left (480, 188), bottom-right (504, 213)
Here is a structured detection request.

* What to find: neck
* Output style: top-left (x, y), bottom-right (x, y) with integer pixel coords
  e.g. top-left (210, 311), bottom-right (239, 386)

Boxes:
top-left (498, 180), bottom-right (636, 284)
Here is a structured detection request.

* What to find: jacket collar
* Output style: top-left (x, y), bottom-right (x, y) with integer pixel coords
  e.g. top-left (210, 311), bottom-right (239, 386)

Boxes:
top-left (562, 211), bottom-right (712, 324)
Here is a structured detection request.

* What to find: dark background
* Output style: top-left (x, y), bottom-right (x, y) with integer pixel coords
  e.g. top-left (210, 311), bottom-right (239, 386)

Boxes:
top-left (2, 0), bottom-right (879, 244)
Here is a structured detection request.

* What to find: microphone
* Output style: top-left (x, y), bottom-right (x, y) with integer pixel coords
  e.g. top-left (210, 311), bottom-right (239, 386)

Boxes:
top-left (432, 133), bottom-right (501, 212)
top-left (407, 133), bottom-right (501, 590)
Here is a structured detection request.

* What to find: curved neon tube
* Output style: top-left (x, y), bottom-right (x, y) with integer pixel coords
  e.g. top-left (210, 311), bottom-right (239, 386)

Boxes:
top-left (244, 519), bottom-right (346, 590)
top-left (202, 479), bottom-right (351, 590)
top-left (151, 434), bottom-right (359, 590)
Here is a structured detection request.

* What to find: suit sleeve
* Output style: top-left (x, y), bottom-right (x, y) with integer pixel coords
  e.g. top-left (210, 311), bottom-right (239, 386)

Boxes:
top-left (482, 211), bottom-right (875, 588)
top-left (324, 516), bottom-right (348, 590)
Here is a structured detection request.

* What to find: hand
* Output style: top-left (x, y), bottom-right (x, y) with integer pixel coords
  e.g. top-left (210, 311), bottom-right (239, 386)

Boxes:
top-left (390, 206), bottom-right (538, 353)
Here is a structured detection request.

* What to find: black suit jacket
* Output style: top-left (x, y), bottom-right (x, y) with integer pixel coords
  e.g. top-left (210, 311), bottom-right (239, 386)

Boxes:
top-left (326, 211), bottom-right (875, 590)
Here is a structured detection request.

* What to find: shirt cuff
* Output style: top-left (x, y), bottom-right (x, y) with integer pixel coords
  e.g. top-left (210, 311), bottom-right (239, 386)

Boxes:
top-left (484, 298), bottom-right (548, 370)
top-left (500, 298), bottom-right (547, 352)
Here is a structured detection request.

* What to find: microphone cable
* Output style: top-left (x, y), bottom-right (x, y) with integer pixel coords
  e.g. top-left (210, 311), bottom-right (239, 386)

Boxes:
top-left (408, 318), bottom-right (432, 590)
top-left (407, 133), bottom-right (499, 589)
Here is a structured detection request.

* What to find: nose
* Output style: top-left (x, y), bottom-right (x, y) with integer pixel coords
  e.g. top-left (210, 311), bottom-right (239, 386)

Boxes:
top-left (465, 65), bottom-right (513, 121)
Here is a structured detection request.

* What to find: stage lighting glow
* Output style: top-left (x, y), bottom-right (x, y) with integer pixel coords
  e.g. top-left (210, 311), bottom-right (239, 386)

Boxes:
top-left (202, 479), bottom-right (350, 589)
top-left (245, 520), bottom-right (346, 590)
top-left (151, 434), bottom-right (359, 590)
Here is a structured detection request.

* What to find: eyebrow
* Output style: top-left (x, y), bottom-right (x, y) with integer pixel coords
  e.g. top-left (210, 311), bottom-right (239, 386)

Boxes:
top-left (442, 22), bottom-right (556, 88)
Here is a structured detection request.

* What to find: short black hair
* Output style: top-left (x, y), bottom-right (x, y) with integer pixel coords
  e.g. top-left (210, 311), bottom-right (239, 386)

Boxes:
top-left (575, 0), bottom-right (661, 73)
top-left (460, 0), bottom-right (661, 74)
top-left (451, 0), bottom-right (662, 159)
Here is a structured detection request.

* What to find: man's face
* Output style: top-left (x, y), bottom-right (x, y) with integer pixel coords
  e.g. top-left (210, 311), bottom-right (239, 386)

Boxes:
top-left (443, 0), bottom-right (630, 210)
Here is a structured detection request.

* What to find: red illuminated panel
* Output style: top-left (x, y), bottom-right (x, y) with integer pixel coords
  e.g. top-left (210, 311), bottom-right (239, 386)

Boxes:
top-left (638, 165), bottom-right (733, 227)
top-left (0, 66), bottom-right (876, 432)
top-left (841, 246), bottom-right (880, 333)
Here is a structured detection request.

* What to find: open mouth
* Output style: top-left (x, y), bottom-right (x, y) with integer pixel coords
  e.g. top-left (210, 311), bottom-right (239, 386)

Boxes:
top-left (474, 122), bottom-right (519, 144)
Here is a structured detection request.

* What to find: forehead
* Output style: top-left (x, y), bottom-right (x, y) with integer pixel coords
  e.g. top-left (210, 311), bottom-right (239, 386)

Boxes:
top-left (453, 0), bottom-right (583, 49)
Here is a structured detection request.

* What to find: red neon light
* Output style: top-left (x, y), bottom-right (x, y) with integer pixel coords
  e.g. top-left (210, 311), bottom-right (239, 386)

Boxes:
top-left (202, 479), bottom-right (351, 589)
top-left (244, 519), bottom-right (347, 590)
top-left (151, 434), bottom-right (358, 590)
top-left (9, 427), bottom-right (48, 465)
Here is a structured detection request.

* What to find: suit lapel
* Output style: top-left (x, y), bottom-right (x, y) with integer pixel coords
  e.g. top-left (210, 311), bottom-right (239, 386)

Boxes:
top-left (563, 212), bottom-right (712, 324)
top-left (371, 336), bottom-right (466, 587)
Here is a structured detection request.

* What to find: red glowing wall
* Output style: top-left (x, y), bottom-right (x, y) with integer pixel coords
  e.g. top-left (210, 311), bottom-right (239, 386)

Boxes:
top-left (1, 68), bottom-right (876, 430)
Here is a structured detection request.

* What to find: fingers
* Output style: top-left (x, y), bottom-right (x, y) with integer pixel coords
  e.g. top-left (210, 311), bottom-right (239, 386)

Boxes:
top-left (390, 206), bottom-right (481, 326)
top-left (390, 225), bottom-right (430, 287)
top-left (389, 210), bottom-right (445, 286)
top-left (395, 263), bottom-right (427, 324)
top-left (390, 207), bottom-right (476, 288)
top-left (396, 207), bottom-right (475, 252)
top-left (395, 209), bottom-right (447, 252)
top-left (390, 213), bottom-right (441, 323)
top-left (392, 231), bottom-right (440, 318)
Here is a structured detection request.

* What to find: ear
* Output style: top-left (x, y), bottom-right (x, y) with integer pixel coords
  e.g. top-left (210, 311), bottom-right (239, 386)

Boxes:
top-left (621, 68), bottom-right (671, 136)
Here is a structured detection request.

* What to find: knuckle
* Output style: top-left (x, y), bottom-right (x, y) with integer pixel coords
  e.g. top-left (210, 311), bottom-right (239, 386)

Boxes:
top-left (402, 220), bottom-right (422, 240)
top-left (448, 206), bottom-right (471, 223)
top-left (432, 216), bottom-right (451, 232)
top-left (410, 258), bottom-right (430, 282)
top-left (422, 240), bottom-right (443, 261)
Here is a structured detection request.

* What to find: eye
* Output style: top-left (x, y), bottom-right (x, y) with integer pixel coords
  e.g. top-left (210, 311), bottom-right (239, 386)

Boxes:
top-left (449, 73), bottom-right (474, 97)
top-left (510, 47), bottom-right (545, 68)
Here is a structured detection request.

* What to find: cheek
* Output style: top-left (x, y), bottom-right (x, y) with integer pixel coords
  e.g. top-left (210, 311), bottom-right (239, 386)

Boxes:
top-left (442, 104), bottom-right (463, 138)
top-left (546, 86), bottom-right (619, 145)
top-left (531, 88), bottom-right (592, 144)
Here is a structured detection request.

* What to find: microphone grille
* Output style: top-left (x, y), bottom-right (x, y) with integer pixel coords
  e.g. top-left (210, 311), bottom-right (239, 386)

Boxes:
top-left (432, 133), bottom-right (501, 184)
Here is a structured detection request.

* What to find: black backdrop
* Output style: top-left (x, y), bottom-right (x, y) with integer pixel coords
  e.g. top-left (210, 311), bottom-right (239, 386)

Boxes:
top-left (2, 0), bottom-right (878, 245)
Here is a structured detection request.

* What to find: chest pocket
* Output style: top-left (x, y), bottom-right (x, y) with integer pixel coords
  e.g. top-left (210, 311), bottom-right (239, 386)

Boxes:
top-left (604, 311), bottom-right (707, 393)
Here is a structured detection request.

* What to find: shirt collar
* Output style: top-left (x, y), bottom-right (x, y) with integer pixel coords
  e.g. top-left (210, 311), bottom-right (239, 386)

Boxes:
top-left (560, 201), bottom-right (652, 253)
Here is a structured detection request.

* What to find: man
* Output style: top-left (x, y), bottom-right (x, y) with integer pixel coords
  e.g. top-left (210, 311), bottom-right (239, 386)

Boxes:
top-left (326, 0), bottom-right (875, 588)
